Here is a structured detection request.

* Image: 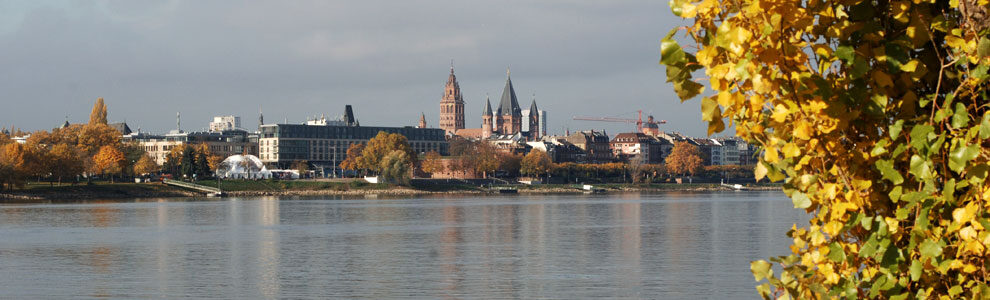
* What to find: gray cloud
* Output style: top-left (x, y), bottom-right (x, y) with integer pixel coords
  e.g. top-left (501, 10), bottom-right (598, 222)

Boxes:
top-left (0, 0), bottom-right (723, 137)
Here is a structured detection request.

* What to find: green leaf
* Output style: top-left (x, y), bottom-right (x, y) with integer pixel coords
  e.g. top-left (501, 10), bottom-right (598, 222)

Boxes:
top-left (980, 112), bottom-right (990, 139)
top-left (888, 186), bottom-right (903, 202)
top-left (668, 0), bottom-right (683, 17)
top-left (751, 260), bottom-right (772, 281)
top-left (889, 119), bottom-right (904, 139)
top-left (792, 191), bottom-right (812, 209)
top-left (673, 80), bottom-right (704, 101)
top-left (909, 260), bottom-right (922, 281)
top-left (836, 45), bottom-right (855, 62)
top-left (919, 239), bottom-right (942, 258)
top-left (909, 125), bottom-right (934, 154)
top-left (948, 144), bottom-right (980, 174)
top-left (828, 242), bottom-right (846, 262)
top-left (909, 155), bottom-right (932, 179)
top-left (660, 38), bottom-right (686, 67)
top-left (851, 56), bottom-right (870, 79)
top-left (978, 37), bottom-right (990, 57)
top-left (951, 102), bottom-right (969, 128)
top-left (875, 159), bottom-right (904, 184)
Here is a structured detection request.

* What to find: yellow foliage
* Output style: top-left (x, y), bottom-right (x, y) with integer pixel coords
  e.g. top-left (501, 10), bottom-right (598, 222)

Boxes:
top-left (662, 0), bottom-right (990, 297)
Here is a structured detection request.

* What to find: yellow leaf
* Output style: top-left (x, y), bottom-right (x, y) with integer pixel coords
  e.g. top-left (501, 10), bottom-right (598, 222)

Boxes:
top-left (772, 104), bottom-right (789, 122)
top-left (764, 145), bottom-right (780, 163)
top-left (793, 121), bottom-right (813, 140)
top-left (900, 59), bottom-right (919, 72)
top-left (717, 91), bottom-right (733, 107)
top-left (960, 226), bottom-right (977, 241)
top-left (754, 161), bottom-right (768, 180)
top-left (782, 142), bottom-right (801, 158)
top-left (953, 203), bottom-right (977, 224)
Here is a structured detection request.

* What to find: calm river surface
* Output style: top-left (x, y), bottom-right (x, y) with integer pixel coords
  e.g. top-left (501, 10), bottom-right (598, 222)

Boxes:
top-left (0, 191), bottom-right (805, 299)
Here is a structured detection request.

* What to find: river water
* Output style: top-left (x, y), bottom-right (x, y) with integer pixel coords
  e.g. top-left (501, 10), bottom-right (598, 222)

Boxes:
top-left (0, 191), bottom-right (805, 299)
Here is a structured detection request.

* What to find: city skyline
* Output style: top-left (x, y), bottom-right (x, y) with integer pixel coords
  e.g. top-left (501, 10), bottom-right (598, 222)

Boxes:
top-left (0, 1), bottom-right (718, 137)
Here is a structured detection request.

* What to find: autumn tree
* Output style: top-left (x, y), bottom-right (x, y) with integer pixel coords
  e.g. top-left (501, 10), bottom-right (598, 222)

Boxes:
top-left (420, 151), bottom-right (444, 175)
top-left (358, 132), bottom-right (416, 174)
top-left (133, 155), bottom-right (158, 176)
top-left (520, 150), bottom-right (552, 178)
top-left (663, 0), bottom-right (990, 298)
top-left (162, 144), bottom-right (187, 175)
top-left (92, 145), bottom-right (125, 182)
top-left (471, 141), bottom-right (500, 178)
top-left (48, 143), bottom-right (84, 185)
top-left (89, 97), bottom-right (108, 125)
top-left (379, 150), bottom-right (411, 185)
top-left (498, 153), bottom-right (523, 177)
top-left (292, 160), bottom-right (309, 178)
top-left (339, 143), bottom-right (365, 173)
top-left (0, 143), bottom-right (37, 189)
top-left (664, 141), bottom-right (704, 176)
top-left (78, 123), bottom-right (121, 155)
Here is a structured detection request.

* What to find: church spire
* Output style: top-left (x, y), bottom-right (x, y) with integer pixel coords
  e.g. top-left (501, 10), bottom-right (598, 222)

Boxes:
top-left (439, 62), bottom-right (465, 134)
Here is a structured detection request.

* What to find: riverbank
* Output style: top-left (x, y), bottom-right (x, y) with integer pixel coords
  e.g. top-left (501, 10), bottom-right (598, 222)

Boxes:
top-left (0, 180), bottom-right (782, 201)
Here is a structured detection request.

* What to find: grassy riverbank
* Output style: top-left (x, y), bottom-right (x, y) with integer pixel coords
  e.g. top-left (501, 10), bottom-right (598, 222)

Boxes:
top-left (0, 179), bottom-right (782, 201)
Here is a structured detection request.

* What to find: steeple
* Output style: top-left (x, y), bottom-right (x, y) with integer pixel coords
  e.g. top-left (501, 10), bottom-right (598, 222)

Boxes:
top-left (259, 105), bottom-right (264, 128)
top-left (497, 70), bottom-right (521, 117)
top-left (482, 95), bottom-right (494, 139)
top-left (439, 62), bottom-right (465, 134)
top-left (418, 112), bottom-right (427, 128)
top-left (482, 95), bottom-right (493, 116)
top-left (528, 93), bottom-right (540, 140)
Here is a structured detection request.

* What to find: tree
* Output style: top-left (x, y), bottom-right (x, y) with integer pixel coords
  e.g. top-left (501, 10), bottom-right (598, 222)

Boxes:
top-left (421, 151), bottom-right (444, 175)
top-left (133, 155), bottom-right (158, 176)
top-left (520, 150), bottom-right (552, 178)
top-left (162, 144), bottom-right (187, 175)
top-left (92, 145), bottom-right (125, 182)
top-left (471, 141), bottom-right (499, 178)
top-left (88, 97), bottom-right (108, 125)
top-left (0, 143), bottom-right (36, 189)
top-left (498, 153), bottom-right (523, 177)
top-left (664, 142), bottom-right (703, 176)
top-left (78, 123), bottom-right (121, 155)
top-left (358, 131), bottom-right (416, 173)
top-left (339, 143), bottom-right (365, 173)
top-left (662, 1), bottom-right (990, 297)
top-left (293, 160), bottom-right (309, 178)
top-left (48, 143), bottom-right (84, 185)
top-left (180, 146), bottom-right (196, 178)
top-left (379, 150), bottom-right (411, 185)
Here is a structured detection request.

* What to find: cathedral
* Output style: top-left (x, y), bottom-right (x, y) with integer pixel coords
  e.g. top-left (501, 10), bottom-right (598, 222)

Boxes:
top-left (443, 66), bottom-right (540, 140)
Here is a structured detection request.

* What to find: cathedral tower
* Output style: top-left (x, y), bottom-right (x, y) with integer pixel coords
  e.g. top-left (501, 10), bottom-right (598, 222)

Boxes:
top-left (439, 63), bottom-right (465, 134)
top-left (482, 96), bottom-right (494, 139)
top-left (495, 68), bottom-right (522, 135)
top-left (528, 96), bottom-right (540, 140)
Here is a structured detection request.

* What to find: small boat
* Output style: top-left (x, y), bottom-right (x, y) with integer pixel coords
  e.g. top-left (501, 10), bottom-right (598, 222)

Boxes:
top-left (494, 187), bottom-right (518, 194)
top-left (581, 184), bottom-right (606, 194)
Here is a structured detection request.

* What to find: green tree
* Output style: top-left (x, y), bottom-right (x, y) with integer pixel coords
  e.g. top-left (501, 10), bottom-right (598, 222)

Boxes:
top-left (663, 0), bottom-right (990, 297)
top-left (379, 150), bottom-right (411, 185)
top-left (520, 150), bottom-right (552, 178)
top-left (293, 160), bottom-right (309, 178)
top-left (180, 146), bottom-right (196, 178)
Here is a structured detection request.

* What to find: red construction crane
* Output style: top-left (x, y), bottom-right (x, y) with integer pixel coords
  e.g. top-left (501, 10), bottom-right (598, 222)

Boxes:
top-left (572, 110), bottom-right (667, 135)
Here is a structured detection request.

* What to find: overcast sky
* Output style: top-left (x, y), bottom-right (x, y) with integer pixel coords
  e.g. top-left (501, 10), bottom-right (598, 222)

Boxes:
top-left (0, 0), bottom-right (725, 137)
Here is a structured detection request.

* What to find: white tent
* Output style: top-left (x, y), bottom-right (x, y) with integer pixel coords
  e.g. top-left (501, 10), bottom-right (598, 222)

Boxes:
top-left (216, 155), bottom-right (272, 179)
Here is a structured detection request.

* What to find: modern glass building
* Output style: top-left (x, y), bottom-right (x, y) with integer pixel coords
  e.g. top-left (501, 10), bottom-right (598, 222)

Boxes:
top-left (259, 124), bottom-right (448, 175)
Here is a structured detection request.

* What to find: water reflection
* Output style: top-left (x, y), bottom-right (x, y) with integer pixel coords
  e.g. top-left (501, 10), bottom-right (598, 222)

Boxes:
top-left (0, 192), bottom-right (805, 298)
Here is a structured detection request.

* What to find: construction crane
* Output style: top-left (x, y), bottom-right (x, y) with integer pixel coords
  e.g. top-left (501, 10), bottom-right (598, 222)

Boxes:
top-left (572, 110), bottom-right (667, 135)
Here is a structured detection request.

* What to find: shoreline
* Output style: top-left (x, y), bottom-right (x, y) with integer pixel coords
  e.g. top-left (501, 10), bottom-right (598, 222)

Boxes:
top-left (0, 182), bottom-right (782, 202)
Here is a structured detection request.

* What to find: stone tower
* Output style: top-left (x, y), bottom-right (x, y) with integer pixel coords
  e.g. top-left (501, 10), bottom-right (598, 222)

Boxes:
top-left (495, 68), bottom-right (522, 135)
top-left (528, 96), bottom-right (540, 140)
top-left (482, 96), bottom-right (494, 139)
top-left (418, 112), bottom-right (427, 128)
top-left (439, 64), bottom-right (465, 134)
